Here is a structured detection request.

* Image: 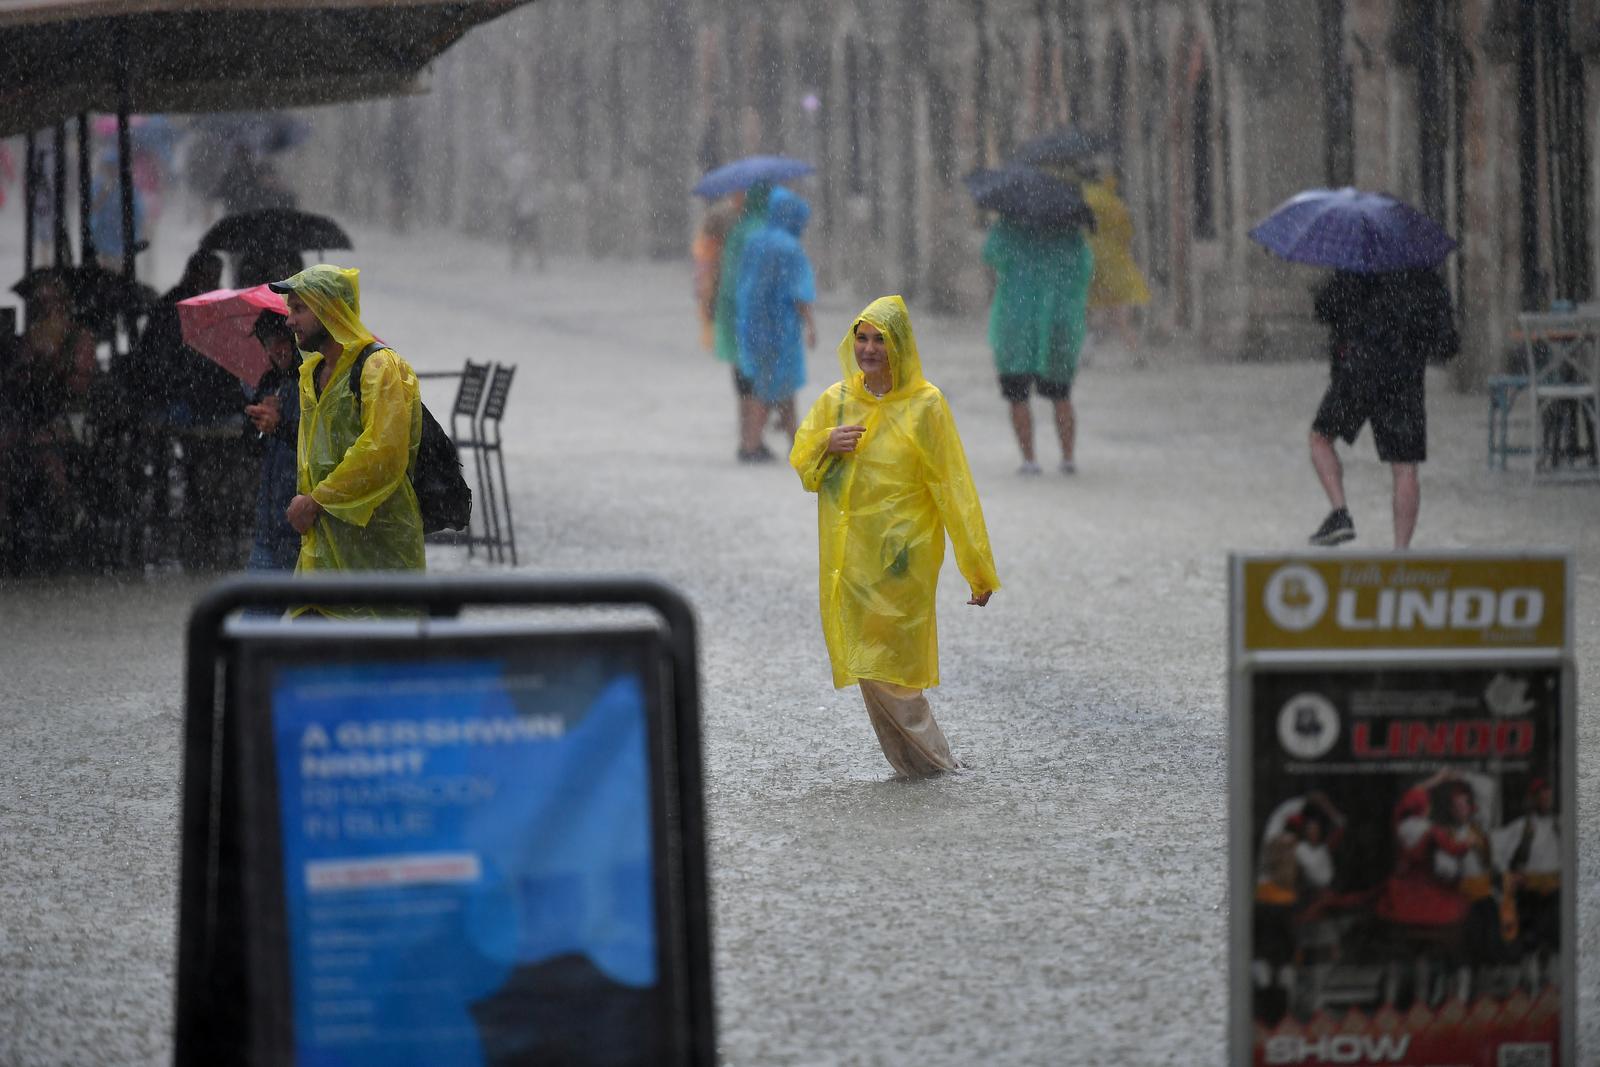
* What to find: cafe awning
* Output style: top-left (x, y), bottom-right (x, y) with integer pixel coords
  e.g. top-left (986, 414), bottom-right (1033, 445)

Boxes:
top-left (0, 0), bottom-right (532, 136)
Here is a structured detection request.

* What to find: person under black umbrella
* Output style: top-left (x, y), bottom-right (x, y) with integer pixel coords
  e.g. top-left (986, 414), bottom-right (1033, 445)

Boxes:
top-left (966, 165), bottom-right (1096, 475)
top-left (983, 215), bottom-right (1093, 475)
top-left (126, 250), bottom-right (256, 567)
top-left (0, 270), bottom-right (98, 572)
top-left (120, 251), bottom-right (226, 415)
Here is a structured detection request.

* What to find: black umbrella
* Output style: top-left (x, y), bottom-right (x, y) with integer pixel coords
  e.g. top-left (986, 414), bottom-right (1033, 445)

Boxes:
top-left (12, 265), bottom-right (157, 332)
top-left (1013, 126), bottom-right (1107, 168)
top-left (199, 208), bottom-right (352, 254)
top-left (964, 166), bottom-right (1097, 231)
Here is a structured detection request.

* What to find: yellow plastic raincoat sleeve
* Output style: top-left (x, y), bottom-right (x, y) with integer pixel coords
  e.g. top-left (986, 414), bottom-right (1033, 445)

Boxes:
top-left (790, 384), bottom-right (841, 492)
top-left (922, 394), bottom-right (1001, 597)
top-left (307, 351), bottom-right (418, 527)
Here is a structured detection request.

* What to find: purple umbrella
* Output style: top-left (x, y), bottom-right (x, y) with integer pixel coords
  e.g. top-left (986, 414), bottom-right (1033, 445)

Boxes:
top-left (1248, 187), bottom-right (1456, 273)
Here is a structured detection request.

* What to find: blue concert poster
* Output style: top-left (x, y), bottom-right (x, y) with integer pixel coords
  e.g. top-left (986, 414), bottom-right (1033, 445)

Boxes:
top-left (266, 648), bottom-right (661, 1066)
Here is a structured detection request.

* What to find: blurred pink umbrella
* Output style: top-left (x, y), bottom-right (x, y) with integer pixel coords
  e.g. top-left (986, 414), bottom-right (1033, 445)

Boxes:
top-left (176, 284), bottom-right (289, 389)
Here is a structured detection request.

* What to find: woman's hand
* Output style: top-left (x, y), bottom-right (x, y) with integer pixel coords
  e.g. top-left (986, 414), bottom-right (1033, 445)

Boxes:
top-left (826, 425), bottom-right (866, 454)
top-left (968, 590), bottom-right (993, 607)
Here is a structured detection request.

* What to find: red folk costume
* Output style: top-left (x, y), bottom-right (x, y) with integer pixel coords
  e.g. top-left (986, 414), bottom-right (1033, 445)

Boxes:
top-left (1373, 787), bottom-right (1474, 927)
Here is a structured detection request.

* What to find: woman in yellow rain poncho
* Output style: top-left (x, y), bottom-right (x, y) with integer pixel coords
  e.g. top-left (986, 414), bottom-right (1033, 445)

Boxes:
top-left (789, 296), bottom-right (1000, 777)
top-left (1080, 173), bottom-right (1151, 352)
top-left (272, 264), bottom-right (424, 620)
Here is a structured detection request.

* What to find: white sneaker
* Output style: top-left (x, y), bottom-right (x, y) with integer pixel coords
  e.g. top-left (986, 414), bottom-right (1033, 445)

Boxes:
top-left (1017, 460), bottom-right (1042, 476)
top-left (1060, 459), bottom-right (1077, 475)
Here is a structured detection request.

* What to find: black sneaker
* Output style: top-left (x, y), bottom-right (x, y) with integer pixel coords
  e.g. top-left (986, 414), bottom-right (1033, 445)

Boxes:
top-left (1309, 508), bottom-right (1355, 547)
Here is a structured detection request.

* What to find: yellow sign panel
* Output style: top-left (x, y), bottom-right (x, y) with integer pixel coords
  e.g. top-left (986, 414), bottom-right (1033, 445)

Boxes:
top-left (1239, 555), bottom-right (1567, 652)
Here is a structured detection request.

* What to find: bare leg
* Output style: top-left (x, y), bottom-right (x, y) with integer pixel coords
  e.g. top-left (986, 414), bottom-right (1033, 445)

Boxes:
top-left (1391, 463), bottom-right (1420, 549)
top-left (1116, 305), bottom-right (1137, 352)
top-left (1309, 432), bottom-right (1346, 509)
top-left (1009, 401), bottom-right (1035, 464)
top-left (739, 396), bottom-right (767, 453)
top-left (775, 397), bottom-right (797, 443)
top-left (1052, 397), bottom-right (1076, 464)
top-left (1119, 306), bottom-right (1148, 369)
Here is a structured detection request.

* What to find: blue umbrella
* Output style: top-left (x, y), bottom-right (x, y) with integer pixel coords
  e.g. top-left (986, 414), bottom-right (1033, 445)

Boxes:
top-left (693, 155), bottom-right (814, 199)
top-left (963, 165), bottom-right (1096, 231)
top-left (1248, 187), bottom-right (1456, 273)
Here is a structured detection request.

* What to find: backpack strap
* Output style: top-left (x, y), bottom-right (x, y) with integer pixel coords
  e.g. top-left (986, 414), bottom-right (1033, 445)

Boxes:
top-left (346, 341), bottom-right (387, 410)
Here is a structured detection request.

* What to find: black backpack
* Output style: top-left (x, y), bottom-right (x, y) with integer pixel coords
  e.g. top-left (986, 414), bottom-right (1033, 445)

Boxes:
top-left (349, 343), bottom-right (472, 535)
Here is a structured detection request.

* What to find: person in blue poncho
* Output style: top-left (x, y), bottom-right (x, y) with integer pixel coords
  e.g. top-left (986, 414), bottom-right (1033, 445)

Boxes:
top-left (714, 182), bottom-right (773, 462)
top-left (735, 187), bottom-right (817, 460)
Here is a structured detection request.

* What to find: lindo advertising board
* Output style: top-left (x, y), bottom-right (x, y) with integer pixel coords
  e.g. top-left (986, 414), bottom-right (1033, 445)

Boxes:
top-left (1229, 553), bottom-right (1574, 1067)
top-left (1239, 557), bottom-right (1567, 653)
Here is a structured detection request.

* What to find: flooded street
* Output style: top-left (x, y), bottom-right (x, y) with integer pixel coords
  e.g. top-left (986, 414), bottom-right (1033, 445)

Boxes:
top-left (3, 217), bottom-right (1598, 1065)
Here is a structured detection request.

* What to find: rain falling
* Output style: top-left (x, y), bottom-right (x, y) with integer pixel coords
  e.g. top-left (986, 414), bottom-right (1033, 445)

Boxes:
top-left (1, 2), bottom-right (1597, 1065)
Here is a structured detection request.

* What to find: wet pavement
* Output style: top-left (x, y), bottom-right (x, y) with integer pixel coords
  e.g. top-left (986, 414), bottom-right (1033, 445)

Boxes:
top-left (2, 215), bottom-right (1597, 1065)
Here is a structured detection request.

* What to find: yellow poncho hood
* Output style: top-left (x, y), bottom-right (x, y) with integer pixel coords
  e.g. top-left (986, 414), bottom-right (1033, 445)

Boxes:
top-left (280, 264), bottom-right (425, 618)
top-left (838, 294), bottom-right (925, 396)
top-left (792, 296), bottom-right (999, 690)
top-left (270, 264), bottom-right (376, 349)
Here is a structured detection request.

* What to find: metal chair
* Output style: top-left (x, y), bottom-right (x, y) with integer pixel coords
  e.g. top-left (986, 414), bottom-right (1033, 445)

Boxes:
top-left (446, 360), bottom-right (493, 557)
top-left (1517, 313), bottom-right (1600, 482)
top-left (1485, 372), bottom-right (1530, 470)
top-left (478, 363), bottom-right (517, 565)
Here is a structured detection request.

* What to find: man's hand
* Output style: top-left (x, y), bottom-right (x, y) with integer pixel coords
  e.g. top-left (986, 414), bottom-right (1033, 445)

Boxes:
top-left (968, 590), bottom-right (993, 607)
top-left (806, 323), bottom-right (818, 349)
top-left (245, 394), bottom-right (281, 433)
top-left (286, 494), bottom-right (323, 534)
top-left (826, 425), bottom-right (866, 454)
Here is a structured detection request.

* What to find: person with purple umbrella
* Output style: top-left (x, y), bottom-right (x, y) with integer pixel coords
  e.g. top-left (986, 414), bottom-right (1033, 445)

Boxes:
top-left (1306, 266), bottom-right (1458, 548)
top-left (1247, 188), bottom-right (1459, 549)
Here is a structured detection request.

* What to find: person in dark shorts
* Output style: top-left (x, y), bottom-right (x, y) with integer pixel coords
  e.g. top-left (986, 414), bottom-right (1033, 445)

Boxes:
top-left (983, 218), bottom-right (1093, 475)
top-left (999, 373), bottom-right (1072, 405)
top-left (1307, 268), bottom-right (1457, 548)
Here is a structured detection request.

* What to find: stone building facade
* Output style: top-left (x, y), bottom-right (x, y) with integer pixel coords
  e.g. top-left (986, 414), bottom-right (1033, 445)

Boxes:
top-left (294, 0), bottom-right (1599, 389)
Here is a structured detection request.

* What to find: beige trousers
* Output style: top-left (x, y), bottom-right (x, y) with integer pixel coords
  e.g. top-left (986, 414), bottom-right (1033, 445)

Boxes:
top-left (857, 679), bottom-right (959, 778)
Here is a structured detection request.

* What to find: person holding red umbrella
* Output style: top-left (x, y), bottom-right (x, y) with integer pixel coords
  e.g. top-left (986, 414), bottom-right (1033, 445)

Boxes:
top-left (243, 312), bottom-right (301, 580)
top-left (173, 279), bottom-right (297, 590)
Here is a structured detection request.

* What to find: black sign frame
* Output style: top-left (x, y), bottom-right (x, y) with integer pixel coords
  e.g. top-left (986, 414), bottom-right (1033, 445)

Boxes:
top-left (173, 575), bottom-right (713, 1067)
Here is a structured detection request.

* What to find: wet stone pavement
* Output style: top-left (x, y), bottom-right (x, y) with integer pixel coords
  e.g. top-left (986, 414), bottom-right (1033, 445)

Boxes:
top-left (1, 218), bottom-right (1597, 1065)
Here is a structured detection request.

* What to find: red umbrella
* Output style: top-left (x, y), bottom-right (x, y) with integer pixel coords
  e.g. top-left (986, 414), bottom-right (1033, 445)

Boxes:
top-left (176, 284), bottom-right (288, 389)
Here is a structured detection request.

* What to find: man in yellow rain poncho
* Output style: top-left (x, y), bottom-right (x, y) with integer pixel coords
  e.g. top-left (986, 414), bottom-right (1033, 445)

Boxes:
top-left (272, 265), bottom-right (424, 619)
top-left (790, 296), bottom-right (1000, 778)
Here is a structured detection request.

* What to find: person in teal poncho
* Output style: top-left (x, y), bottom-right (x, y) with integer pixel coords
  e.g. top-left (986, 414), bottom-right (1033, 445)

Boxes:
top-left (713, 181), bottom-right (773, 461)
top-left (982, 218), bottom-right (1094, 474)
top-left (735, 187), bottom-right (817, 458)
